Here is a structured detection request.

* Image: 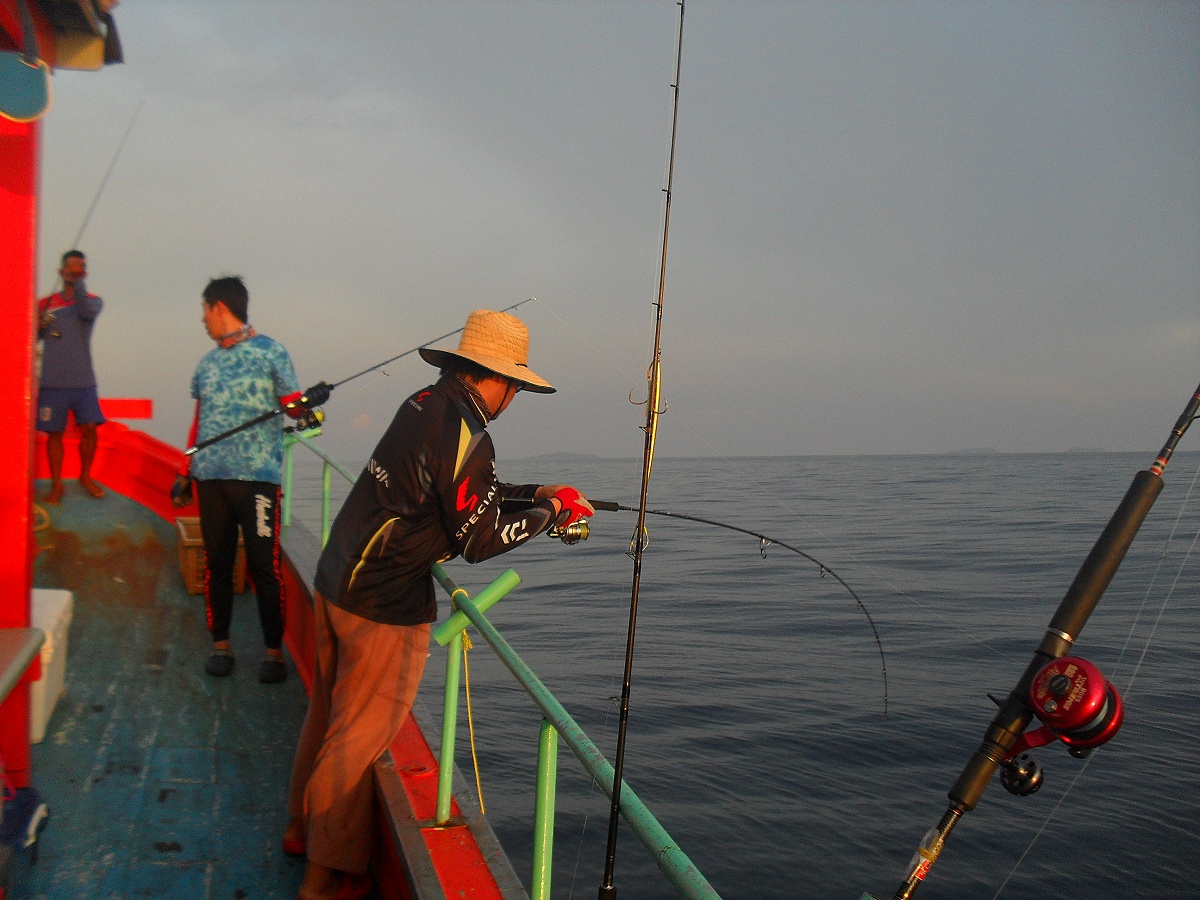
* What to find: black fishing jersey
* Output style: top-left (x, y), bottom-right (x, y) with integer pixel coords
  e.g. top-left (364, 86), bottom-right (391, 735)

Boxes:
top-left (314, 375), bottom-right (556, 625)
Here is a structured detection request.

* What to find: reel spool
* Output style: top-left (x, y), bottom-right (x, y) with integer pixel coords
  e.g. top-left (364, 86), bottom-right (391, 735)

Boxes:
top-left (548, 519), bottom-right (590, 545)
top-left (1029, 656), bottom-right (1125, 753)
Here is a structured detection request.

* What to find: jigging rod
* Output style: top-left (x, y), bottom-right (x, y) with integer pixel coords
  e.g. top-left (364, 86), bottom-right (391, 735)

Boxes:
top-left (185, 297), bottom-right (534, 456)
top-left (887, 380), bottom-right (1200, 900)
top-left (588, 500), bottom-right (889, 713)
top-left (598, 3), bottom-right (685, 898)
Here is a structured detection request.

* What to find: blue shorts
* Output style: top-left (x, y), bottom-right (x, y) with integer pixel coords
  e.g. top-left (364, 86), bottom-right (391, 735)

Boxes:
top-left (37, 386), bottom-right (106, 432)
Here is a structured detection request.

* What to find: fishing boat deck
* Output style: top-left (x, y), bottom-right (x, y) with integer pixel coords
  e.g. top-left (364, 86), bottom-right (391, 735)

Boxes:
top-left (15, 483), bottom-right (308, 898)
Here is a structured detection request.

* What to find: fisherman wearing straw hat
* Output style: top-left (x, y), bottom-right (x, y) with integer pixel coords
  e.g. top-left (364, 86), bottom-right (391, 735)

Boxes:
top-left (286, 309), bottom-right (593, 900)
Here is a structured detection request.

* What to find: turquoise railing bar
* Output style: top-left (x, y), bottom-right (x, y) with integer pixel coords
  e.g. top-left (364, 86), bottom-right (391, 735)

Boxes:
top-left (433, 576), bottom-right (722, 900)
top-left (431, 565), bottom-right (521, 645)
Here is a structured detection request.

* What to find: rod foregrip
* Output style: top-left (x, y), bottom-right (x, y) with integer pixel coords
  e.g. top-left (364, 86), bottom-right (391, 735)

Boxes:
top-left (1047, 469), bottom-right (1162, 640)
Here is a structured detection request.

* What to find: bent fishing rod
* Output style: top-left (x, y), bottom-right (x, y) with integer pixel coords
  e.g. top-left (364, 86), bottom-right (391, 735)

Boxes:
top-left (583, 500), bottom-right (889, 712)
top-left (876, 380), bottom-right (1200, 900)
top-left (536, 494), bottom-right (890, 711)
top-left (184, 297), bottom-right (535, 456)
top-left (599, 3), bottom-right (685, 898)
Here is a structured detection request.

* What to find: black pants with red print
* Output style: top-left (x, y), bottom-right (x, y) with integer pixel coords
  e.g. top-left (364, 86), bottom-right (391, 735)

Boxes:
top-left (197, 479), bottom-right (286, 649)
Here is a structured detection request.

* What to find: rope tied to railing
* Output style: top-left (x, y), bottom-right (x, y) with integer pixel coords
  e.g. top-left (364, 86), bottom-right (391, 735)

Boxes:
top-left (460, 629), bottom-right (487, 814)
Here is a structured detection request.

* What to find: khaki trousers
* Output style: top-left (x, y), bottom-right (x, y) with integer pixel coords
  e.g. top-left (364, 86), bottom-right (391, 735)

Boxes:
top-left (288, 590), bottom-right (430, 873)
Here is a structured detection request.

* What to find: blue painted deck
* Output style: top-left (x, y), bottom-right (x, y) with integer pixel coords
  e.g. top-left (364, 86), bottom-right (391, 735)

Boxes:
top-left (16, 483), bottom-right (308, 899)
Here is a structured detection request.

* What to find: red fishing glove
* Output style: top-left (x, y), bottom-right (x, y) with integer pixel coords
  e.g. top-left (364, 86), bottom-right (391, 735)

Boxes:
top-left (552, 487), bottom-right (595, 527)
top-left (280, 382), bottom-right (332, 419)
top-left (279, 390), bottom-right (307, 419)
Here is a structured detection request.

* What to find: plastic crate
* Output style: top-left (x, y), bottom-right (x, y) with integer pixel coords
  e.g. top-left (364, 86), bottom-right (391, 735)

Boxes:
top-left (175, 517), bottom-right (246, 596)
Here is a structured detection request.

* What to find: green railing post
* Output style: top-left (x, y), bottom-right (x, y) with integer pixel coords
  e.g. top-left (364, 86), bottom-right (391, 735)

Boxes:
top-left (321, 461), bottom-right (333, 545)
top-left (531, 717), bottom-right (559, 900)
top-left (438, 629), bottom-right (464, 825)
top-left (431, 566), bottom-right (523, 826)
top-left (281, 440), bottom-right (295, 526)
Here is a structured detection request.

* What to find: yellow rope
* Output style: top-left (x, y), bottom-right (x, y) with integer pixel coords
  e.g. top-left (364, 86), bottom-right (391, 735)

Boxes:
top-left (33, 503), bottom-right (54, 555)
top-left (461, 630), bottom-right (486, 814)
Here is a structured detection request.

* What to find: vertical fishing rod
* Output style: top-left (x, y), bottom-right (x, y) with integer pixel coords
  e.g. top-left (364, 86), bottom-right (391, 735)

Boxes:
top-left (41, 100), bottom-right (142, 299)
top-left (68, 99), bottom-right (143, 254)
top-left (884, 381), bottom-right (1200, 900)
top-left (598, 3), bottom-right (685, 898)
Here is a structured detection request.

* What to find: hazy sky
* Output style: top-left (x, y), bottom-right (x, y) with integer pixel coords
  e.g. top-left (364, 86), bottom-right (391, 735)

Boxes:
top-left (36, 1), bottom-right (1199, 462)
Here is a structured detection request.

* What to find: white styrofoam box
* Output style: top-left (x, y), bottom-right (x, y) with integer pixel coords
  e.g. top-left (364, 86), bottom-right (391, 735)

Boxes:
top-left (30, 588), bottom-right (73, 744)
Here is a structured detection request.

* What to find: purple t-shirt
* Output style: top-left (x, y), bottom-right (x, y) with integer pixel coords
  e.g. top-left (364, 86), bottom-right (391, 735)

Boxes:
top-left (38, 284), bottom-right (103, 389)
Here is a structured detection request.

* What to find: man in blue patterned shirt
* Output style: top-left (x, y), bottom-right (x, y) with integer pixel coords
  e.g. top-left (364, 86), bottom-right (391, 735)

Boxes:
top-left (175, 276), bottom-right (308, 684)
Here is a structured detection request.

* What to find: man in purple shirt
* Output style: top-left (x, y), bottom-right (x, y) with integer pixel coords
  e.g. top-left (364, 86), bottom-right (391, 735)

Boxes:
top-left (37, 250), bottom-right (106, 504)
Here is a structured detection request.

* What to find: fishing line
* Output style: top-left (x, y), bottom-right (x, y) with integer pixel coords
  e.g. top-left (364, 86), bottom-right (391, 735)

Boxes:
top-left (1113, 450), bottom-right (1200, 689)
top-left (326, 297), bottom-right (534, 391)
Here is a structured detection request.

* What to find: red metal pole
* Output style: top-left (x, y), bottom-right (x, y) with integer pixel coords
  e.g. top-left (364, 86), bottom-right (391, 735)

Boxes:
top-left (0, 111), bottom-right (41, 788)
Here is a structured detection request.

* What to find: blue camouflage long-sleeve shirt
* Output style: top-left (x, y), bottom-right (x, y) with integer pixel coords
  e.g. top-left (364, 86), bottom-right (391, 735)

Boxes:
top-left (189, 333), bottom-right (299, 484)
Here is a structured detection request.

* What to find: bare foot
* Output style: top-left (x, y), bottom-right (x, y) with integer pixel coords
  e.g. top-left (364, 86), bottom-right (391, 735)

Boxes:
top-left (43, 482), bottom-right (64, 505)
top-left (282, 815), bottom-right (306, 855)
top-left (79, 477), bottom-right (105, 498)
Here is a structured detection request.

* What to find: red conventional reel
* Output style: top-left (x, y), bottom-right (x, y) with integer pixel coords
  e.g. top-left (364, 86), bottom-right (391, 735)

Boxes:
top-left (1000, 656), bottom-right (1125, 796)
top-left (1028, 656), bottom-right (1125, 752)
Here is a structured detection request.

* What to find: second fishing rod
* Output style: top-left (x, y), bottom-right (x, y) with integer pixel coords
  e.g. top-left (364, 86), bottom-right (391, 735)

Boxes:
top-left (184, 297), bottom-right (535, 456)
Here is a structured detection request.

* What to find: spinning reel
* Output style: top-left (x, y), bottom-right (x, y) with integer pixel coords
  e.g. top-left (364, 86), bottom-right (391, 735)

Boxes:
top-left (284, 407), bottom-right (325, 434)
top-left (548, 519), bottom-right (590, 545)
top-left (1000, 655), bottom-right (1125, 797)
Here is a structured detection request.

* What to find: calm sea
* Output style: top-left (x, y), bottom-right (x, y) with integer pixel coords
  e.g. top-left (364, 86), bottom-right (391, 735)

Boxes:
top-left (287, 450), bottom-right (1200, 900)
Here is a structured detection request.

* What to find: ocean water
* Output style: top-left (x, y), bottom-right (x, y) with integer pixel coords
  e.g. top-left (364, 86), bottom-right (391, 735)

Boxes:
top-left (287, 450), bottom-right (1200, 900)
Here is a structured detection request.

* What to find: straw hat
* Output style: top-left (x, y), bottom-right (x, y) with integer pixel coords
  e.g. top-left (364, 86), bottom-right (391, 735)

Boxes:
top-left (419, 309), bottom-right (555, 394)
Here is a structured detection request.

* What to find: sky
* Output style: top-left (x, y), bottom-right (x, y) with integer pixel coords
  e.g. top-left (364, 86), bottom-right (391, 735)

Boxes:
top-left (35, 0), bottom-right (1199, 462)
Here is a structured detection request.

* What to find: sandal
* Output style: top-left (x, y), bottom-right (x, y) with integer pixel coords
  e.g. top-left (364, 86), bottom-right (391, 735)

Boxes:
top-left (258, 655), bottom-right (287, 684)
top-left (204, 648), bottom-right (234, 677)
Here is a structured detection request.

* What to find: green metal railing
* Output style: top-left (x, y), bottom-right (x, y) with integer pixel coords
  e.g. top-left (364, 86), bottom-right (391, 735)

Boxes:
top-left (281, 436), bottom-right (722, 900)
top-left (282, 431), bottom-right (355, 545)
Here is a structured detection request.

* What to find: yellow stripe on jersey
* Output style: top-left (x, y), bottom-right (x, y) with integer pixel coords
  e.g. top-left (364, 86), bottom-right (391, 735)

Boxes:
top-left (454, 418), bottom-right (473, 480)
top-left (346, 517), bottom-right (400, 592)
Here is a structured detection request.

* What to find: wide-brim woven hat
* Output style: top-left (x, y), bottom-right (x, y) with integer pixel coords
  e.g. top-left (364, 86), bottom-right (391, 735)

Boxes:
top-left (419, 309), bottom-right (555, 394)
